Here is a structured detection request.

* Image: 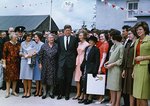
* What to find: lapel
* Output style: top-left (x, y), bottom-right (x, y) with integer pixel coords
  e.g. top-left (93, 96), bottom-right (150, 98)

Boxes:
top-left (87, 46), bottom-right (94, 60)
top-left (133, 39), bottom-right (139, 64)
top-left (62, 36), bottom-right (66, 50)
top-left (142, 35), bottom-right (150, 43)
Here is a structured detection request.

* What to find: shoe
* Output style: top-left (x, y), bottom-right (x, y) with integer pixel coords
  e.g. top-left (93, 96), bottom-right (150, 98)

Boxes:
top-left (84, 100), bottom-right (93, 105)
top-left (65, 96), bottom-right (69, 100)
top-left (22, 95), bottom-right (26, 98)
top-left (72, 96), bottom-right (79, 100)
top-left (42, 95), bottom-right (47, 99)
top-left (106, 103), bottom-right (112, 106)
top-left (39, 92), bottom-right (43, 97)
top-left (39, 94), bottom-right (42, 97)
top-left (5, 93), bottom-right (10, 98)
top-left (95, 101), bottom-right (101, 104)
top-left (78, 99), bottom-right (87, 104)
top-left (95, 98), bottom-right (105, 104)
top-left (78, 98), bottom-right (83, 101)
top-left (49, 94), bottom-right (55, 99)
top-left (11, 92), bottom-right (19, 97)
top-left (57, 95), bottom-right (62, 100)
top-left (26, 95), bottom-right (31, 98)
top-left (34, 93), bottom-right (39, 97)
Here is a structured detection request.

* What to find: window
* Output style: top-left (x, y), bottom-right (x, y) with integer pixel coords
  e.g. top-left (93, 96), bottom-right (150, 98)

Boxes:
top-left (127, 2), bottom-right (138, 19)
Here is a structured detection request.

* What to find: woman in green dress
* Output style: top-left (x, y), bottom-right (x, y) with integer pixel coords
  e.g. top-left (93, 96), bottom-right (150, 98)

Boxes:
top-left (133, 21), bottom-right (150, 106)
top-left (105, 29), bottom-right (124, 106)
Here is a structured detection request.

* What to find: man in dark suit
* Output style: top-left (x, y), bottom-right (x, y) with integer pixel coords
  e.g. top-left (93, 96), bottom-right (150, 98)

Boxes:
top-left (121, 25), bottom-right (131, 106)
top-left (15, 26), bottom-right (26, 93)
top-left (57, 25), bottom-right (78, 100)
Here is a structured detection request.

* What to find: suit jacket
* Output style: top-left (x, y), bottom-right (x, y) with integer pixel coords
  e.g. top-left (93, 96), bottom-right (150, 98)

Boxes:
top-left (108, 43), bottom-right (124, 66)
top-left (57, 35), bottom-right (78, 69)
top-left (17, 37), bottom-right (25, 44)
top-left (0, 38), bottom-right (4, 60)
top-left (133, 35), bottom-right (150, 65)
top-left (80, 46), bottom-right (100, 75)
top-left (122, 41), bottom-right (135, 70)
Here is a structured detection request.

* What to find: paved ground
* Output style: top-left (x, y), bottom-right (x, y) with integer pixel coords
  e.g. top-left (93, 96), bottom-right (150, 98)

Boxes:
top-left (0, 89), bottom-right (150, 106)
top-left (0, 89), bottom-right (108, 106)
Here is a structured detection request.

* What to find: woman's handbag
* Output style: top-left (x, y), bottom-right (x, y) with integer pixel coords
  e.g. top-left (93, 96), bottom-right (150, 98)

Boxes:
top-left (29, 55), bottom-right (36, 68)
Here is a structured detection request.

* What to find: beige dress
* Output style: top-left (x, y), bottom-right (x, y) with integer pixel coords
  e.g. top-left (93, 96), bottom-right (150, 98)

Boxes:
top-left (106, 43), bottom-right (124, 91)
top-left (74, 41), bottom-right (89, 82)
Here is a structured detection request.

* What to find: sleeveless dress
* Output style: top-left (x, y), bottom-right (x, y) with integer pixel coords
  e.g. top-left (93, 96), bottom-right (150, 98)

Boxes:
top-left (74, 41), bottom-right (89, 82)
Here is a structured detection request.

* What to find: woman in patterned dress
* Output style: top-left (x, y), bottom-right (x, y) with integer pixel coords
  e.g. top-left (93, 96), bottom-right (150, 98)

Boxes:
top-left (39, 34), bottom-right (58, 99)
top-left (19, 33), bottom-right (36, 98)
top-left (3, 32), bottom-right (20, 98)
top-left (73, 30), bottom-right (89, 100)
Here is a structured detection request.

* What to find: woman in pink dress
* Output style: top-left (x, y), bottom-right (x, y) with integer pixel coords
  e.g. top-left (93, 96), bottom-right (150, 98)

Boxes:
top-left (73, 30), bottom-right (89, 100)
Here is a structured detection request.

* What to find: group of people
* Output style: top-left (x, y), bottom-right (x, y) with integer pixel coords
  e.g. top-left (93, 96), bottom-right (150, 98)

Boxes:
top-left (0, 21), bottom-right (150, 106)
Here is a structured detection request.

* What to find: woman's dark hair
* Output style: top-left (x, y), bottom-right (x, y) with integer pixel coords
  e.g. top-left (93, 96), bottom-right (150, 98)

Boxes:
top-left (110, 29), bottom-right (122, 42)
top-left (134, 21), bottom-right (150, 35)
top-left (99, 30), bottom-right (109, 41)
top-left (122, 25), bottom-right (131, 31)
top-left (88, 36), bottom-right (98, 43)
top-left (34, 32), bottom-right (43, 40)
top-left (24, 32), bottom-right (32, 40)
top-left (129, 27), bottom-right (139, 38)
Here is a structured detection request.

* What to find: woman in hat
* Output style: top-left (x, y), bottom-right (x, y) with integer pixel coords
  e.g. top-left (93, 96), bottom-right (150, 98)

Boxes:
top-left (79, 36), bottom-right (100, 105)
top-left (33, 32), bottom-right (44, 97)
top-left (39, 34), bottom-right (58, 99)
top-left (19, 32), bottom-right (36, 98)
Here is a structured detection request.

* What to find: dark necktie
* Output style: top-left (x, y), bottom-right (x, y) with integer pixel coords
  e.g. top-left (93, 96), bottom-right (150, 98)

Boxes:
top-left (66, 37), bottom-right (69, 50)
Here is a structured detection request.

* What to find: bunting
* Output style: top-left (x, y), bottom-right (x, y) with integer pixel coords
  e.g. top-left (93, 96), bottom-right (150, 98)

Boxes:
top-left (101, 0), bottom-right (150, 14)
top-left (1, 1), bottom-right (49, 9)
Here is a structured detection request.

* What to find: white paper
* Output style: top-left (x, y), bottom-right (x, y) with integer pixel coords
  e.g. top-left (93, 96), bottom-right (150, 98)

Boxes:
top-left (26, 48), bottom-right (35, 64)
top-left (27, 49), bottom-right (36, 55)
top-left (27, 58), bottom-right (31, 64)
top-left (86, 74), bottom-right (106, 95)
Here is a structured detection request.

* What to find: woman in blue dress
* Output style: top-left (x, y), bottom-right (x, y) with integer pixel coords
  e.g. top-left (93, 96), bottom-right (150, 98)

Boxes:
top-left (19, 33), bottom-right (36, 98)
top-left (33, 32), bottom-right (44, 97)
